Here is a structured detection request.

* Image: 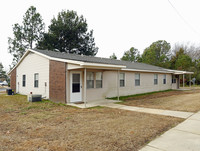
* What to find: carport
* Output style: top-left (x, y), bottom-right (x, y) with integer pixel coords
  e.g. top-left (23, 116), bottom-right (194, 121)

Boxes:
top-left (170, 70), bottom-right (194, 89)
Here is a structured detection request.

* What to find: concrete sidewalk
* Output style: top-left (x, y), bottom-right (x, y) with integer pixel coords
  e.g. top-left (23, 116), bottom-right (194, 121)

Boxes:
top-left (140, 111), bottom-right (200, 151)
top-left (68, 100), bottom-right (194, 119)
top-left (69, 99), bottom-right (199, 150)
top-left (102, 103), bottom-right (194, 119)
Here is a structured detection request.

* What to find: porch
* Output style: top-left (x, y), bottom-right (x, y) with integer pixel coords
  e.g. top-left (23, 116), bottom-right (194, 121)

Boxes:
top-left (66, 64), bottom-right (194, 107)
top-left (171, 70), bottom-right (194, 89)
top-left (66, 63), bottom-right (125, 106)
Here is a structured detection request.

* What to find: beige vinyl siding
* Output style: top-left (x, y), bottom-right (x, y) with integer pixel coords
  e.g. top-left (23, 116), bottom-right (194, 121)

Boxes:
top-left (86, 71), bottom-right (172, 101)
top-left (172, 78), bottom-right (178, 89)
top-left (16, 52), bottom-right (49, 98)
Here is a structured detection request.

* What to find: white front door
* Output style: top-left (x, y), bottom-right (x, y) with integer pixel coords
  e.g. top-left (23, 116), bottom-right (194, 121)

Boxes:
top-left (70, 71), bottom-right (82, 102)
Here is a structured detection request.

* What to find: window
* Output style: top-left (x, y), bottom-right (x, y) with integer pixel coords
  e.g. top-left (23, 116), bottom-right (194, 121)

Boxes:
top-left (154, 74), bottom-right (158, 85)
top-left (96, 72), bottom-right (103, 88)
top-left (87, 72), bottom-right (94, 88)
top-left (172, 75), bottom-right (176, 83)
top-left (72, 74), bottom-right (80, 93)
top-left (22, 75), bottom-right (26, 87)
top-left (135, 73), bottom-right (140, 86)
top-left (120, 73), bottom-right (125, 87)
top-left (34, 73), bottom-right (39, 88)
top-left (163, 74), bottom-right (166, 84)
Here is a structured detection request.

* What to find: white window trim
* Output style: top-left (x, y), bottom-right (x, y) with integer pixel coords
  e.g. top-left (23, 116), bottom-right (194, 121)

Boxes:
top-left (86, 72), bottom-right (94, 89)
top-left (154, 74), bottom-right (158, 85)
top-left (135, 73), bottom-right (140, 86)
top-left (34, 73), bottom-right (39, 88)
top-left (163, 74), bottom-right (166, 84)
top-left (96, 72), bottom-right (103, 89)
top-left (120, 72), bottom-right (125, 87)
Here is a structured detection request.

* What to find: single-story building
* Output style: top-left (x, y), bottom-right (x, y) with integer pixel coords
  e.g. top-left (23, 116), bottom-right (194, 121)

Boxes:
top-left (8, 49), bottom-right (193, 104)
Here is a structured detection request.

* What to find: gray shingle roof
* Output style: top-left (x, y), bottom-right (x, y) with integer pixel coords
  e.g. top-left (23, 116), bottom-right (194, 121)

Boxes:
top-left (33, 49), bottom-right (171, 72)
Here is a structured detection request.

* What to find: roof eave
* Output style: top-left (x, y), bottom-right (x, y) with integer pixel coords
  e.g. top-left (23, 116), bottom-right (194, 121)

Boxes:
top-left (8, 49), bottom-right (193, 75)
top-left (7, 50), bottom-right (30, 75)
top-left (8, 49), bottom-right (126, 74)
top-left (122, 68), bottom-right (174, 73)
top-left (167, 69), bottom-right (194, 74)
top-left (80, 62), bottom-right (126, 69)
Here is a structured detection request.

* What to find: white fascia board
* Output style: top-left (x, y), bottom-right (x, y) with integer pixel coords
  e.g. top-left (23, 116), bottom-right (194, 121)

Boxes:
top-left (167, 69), bottom-right (194, 74)
top-left (185, 72), bottom-right (194, 74)
top-left (173, 71), bottom-right (194, 74)
top-left (7, 49), bottom-right (84, 75)
top-left (29, 49), bottom-right (84, 65)
top-left (8, 49), bottom-right (126, 75)
top-left (122, 68), bottom-right (174, 73)
top-left (80, 62), bottom-right (126, 69)
top-left (7, 50), bottom-right (30, 75)
top-left (30, 49), bottom-right (126, 69)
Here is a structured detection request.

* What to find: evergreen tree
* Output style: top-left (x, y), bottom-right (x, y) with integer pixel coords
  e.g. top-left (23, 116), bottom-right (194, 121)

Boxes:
top-left (8, 6), bottom-right (45, 65)
top-left (37, 10), bottom-right (98, 56)
top-left (0, 63), bottom-right (6, 80)
top-left (109, 53), bottom-right (117, 59)
top-left (121, 47), bottom-right (141, 62)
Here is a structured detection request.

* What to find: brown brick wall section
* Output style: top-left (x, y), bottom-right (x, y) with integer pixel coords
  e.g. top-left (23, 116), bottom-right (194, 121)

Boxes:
top-left (10, 68), bottom-right (16, 93)
top-left (49, 60), bottom-right (66, 103)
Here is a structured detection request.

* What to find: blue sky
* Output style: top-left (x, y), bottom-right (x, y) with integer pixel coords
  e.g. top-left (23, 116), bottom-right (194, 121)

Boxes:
top-left (1, 0), bottom-right (200, 71)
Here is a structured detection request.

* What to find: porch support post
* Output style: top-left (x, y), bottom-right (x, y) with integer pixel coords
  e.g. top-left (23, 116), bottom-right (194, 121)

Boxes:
top-left (189, 74), bottom-right (191, 88)
top-left (117, 70), bottom-right (120, 101)
top-left (183, 74), bottom-right (185, 88)
top-left (84, 68), bottom-right (87, 108)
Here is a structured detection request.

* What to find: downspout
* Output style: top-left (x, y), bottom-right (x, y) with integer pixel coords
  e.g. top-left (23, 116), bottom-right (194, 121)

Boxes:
top-left (17, 82), bottom-right (19, 93)
top-left (84, 68), bottom-right (87, 108)
top-left (183, 74), bottom-right (185, 88)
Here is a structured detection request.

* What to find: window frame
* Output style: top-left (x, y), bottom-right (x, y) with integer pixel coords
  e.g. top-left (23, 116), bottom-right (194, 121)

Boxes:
top-left (163, 74), bottom-right (166, 84)
top-left (34, 73), bottom-right (39, 88)
top-left (120, 73), bottom-right (125, 87)
top-left (172, 75), bottom-right (176, 83)
top-left (87, 72), bottom-right (94, 89)
top-left (22, 74), bottom-right (26, 87)
top-left (135, 73), bottom-right (140, 86)
top-left (96, 72), bottom-right (103, 88)
top-left (154, 74), bottom-right (158, 85)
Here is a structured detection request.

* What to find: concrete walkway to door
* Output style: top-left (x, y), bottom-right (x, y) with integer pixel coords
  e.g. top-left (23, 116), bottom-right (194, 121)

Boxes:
top-left (101, 102), bottom-right (194, 119)
top-left (68, 99), bottom-right (194, 119)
